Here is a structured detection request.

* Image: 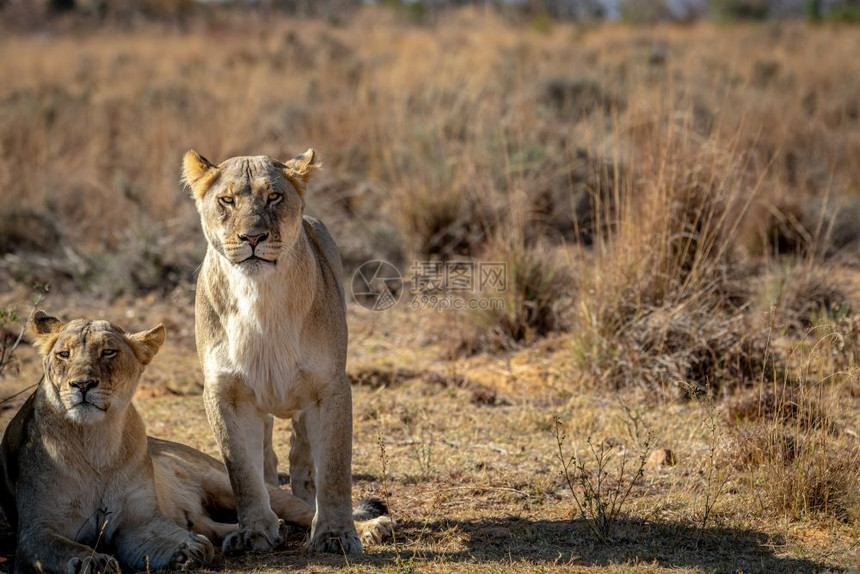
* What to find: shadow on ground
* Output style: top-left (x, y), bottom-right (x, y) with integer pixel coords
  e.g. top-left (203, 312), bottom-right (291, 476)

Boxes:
top-left (213, 515), bottom-right (838, 572)
top-left (391, 516), bottom-right (834, 572)
top-left (0, 513), bottom-right (838, 573)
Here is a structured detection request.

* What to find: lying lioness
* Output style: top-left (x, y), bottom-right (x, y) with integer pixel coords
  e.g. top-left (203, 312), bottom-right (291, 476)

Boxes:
top-left (0, 312), bottom-right (390, 573)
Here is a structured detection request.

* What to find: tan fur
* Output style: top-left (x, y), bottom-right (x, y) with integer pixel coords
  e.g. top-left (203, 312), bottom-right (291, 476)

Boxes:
top-left (184, 149), bottom-right (373, 554)
top-left (282, 148), bottom-right (319, 196)
top-left (182, 150), bottom-right (220, 201)
top-left (0, 313), bottom-right (391, 572)
top-left (0, 313), bottom-right (214, 574)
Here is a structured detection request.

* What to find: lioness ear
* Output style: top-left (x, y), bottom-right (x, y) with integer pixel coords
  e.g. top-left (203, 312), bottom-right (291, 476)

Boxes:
top-left (28, 311), bottom-right (65, 355)
top-left (182, 150), bottom-right (220, 201)
top-left (29, 311), bottom-right (63, 335)
top-left (127, 324), bottom-right (166, 366)
top-left (283, 148), bottom-right (320, 196)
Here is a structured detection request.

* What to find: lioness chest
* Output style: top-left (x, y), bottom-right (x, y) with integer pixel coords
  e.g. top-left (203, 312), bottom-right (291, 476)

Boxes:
top-left (203, 268), bottom-right (327, 415)
top-left (50, 475), bottom-right (137, 544)
top-left (27, 442), bottom-right (150, 544)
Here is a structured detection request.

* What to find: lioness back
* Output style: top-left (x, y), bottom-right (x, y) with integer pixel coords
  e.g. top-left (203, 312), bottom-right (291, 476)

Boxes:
top-left (303, 216), bottom-right (345, 298)
top-left (0, 392), bottom-right (36, 530)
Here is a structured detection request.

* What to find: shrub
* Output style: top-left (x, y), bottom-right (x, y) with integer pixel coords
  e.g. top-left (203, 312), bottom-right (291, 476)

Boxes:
top-left (572, 130), bottom-right (766, 394)
top-left (554, 414), bottom-right (652, 542)
top-left (485, 237), bottom-right (572, 346)
top-left (445, 233), bottom-right (573, 356)
top-left (709, 0), bottom-right (769, 21)
top-left (757, 265), bottom-right (850, 334)
top-left (394, 185), bottom-right (492, 260)
top-left (541, 77), bottom-right (623, 120)
top-left (721, 378), bottom-right (859, 523)
top-left (762, 429), bottom-right (859, 522)
top-left (826, 1), bottom-right (860, 22)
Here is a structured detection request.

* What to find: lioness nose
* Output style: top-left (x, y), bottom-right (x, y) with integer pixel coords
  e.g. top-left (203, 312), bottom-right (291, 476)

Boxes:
top-left (70, 379), bottom-right (98, 393)
top-left (239, 233), bottom-right (268, 248)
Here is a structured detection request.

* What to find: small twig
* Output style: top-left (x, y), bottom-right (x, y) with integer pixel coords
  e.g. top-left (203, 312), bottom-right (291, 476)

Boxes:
top-left (554, 412), bottom-right (651, 543)
top-left (0, 294), bottom-right (45, 377)
top-left (377, 427), bottom-right (405, 569)
top-left (696, 394), bottom-right (729, 546)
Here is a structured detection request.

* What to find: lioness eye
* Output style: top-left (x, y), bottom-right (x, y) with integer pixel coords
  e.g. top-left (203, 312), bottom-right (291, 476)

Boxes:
top-left (102, 349), bottom-right (118, 359)
top-left (267, 192), bottom-right (283, 204)
top-left (219, 196), bottom-right (235, 206)
top-left (56, 350), bottom-right (70, 359)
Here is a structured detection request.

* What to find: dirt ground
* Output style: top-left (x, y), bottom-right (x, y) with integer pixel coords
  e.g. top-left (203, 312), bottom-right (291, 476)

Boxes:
top-left (0, 285), bottom-right (857, 574)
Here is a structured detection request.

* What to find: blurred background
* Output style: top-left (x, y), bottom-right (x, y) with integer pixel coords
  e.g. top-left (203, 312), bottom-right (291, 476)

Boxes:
top-left (2, 1), bottom-right (859, 363)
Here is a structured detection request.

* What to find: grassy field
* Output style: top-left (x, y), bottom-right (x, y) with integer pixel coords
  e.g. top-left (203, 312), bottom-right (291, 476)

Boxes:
top-left (1, 7), bottom-right (859, 573)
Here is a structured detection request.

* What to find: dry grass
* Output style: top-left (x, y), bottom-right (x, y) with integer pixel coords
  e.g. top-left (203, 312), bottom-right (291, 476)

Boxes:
top-left (722, 382), bottom-right (860, 524)
top-left (0, 292), bottom-right (859, 572)
top-left (1, 7), bottom-right (860, 573)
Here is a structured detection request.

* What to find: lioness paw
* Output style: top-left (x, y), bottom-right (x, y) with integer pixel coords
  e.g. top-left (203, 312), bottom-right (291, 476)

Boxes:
top-left (66, 553), bottom-right (121, 574)
top-left (309, 528), bottom-right (362, 554)
top-left (222, 519), bottom-right (285, 556)
top-left (357, 515), bottom-right (394, 545)
top-left (168, 533), bottom-right (215, 570)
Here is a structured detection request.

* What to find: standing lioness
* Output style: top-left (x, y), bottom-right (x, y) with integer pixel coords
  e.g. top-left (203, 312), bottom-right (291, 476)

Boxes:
top-left (183, 149), bottom-right (362, 555)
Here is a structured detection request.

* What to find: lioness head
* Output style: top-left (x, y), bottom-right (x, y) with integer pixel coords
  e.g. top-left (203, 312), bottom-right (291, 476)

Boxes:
top-left (28, 311), bottom-right (165, 425)
top-left (182, 149), bottom-right (320, 275)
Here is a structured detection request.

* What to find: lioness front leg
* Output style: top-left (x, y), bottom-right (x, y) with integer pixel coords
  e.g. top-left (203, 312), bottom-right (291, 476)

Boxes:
top-left (15, 527), bottom-right (120, 574)
top-left (305, 378), bottom-right (361, 554)
top-left (204, 378), bottom-right (283, 554)
top-left (113, 516), bottom-right (214, 571)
